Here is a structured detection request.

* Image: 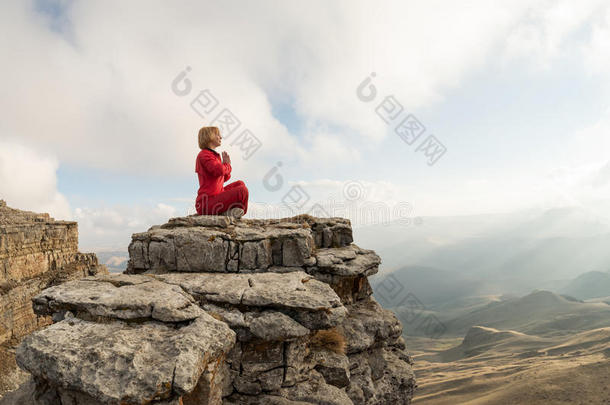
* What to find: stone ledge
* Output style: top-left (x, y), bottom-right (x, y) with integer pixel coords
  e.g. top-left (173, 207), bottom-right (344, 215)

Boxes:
top-left (16, 314), bottom-right (235, 405)
top-left (311, 244), bottom-right (381, 277)
top-left (32, 275), bottom-right (203, 323)
top-left (126, 215), bottom-right (353, 274)
top-left (157, 271), bottom-right (347, 331)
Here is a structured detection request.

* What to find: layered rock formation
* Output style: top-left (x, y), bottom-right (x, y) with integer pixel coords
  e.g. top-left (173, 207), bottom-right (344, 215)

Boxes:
top-left (0, 200), bottom-right (107, 396)
top-left (4, 214), bottom-right (415, 404)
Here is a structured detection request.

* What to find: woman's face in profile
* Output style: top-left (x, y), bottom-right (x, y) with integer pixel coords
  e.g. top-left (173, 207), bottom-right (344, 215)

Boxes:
top-left (211, 132), bottom-right (222, 148)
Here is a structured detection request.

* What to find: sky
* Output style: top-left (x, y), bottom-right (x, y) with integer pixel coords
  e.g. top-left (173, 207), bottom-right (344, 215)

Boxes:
top-left (1, 0), bottom-right (610, 250)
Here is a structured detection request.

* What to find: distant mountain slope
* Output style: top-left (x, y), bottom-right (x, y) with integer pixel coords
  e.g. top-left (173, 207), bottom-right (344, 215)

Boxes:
top-left (413, 327), bottom-right (610, 404)
top-left (442, 290), bottom-right (610, 337)
top-left (431, 326), bottom-right (610, 363)
top-left (355, 206), bottom-right (610, 294)
top-left (560, 270), bottom-right (610, 300)
top-left (424, 326), bottom-right (546, 362)
top-left (425, 233), bottom-right (610, 283)
top-left (369, 265), bottom-right (499, 306)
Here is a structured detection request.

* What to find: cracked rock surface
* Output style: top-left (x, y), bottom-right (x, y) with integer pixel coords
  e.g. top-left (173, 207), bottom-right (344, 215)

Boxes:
top-left (4, 215), bottom-right (415, 405)
top-left (16, 315), bottom-right (234, 404)
top-left (32, 275), bottom-right (203, 323)
top-left (0, 201), bottom-right (107, 398)
top-left (157, 271), bottom-right (342, 310)
top-left (312, 245), bottom-right (381, 277)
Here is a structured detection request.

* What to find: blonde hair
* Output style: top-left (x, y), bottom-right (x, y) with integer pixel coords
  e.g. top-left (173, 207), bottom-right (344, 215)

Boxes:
top-left (198, 126), bottom-right (220, 149)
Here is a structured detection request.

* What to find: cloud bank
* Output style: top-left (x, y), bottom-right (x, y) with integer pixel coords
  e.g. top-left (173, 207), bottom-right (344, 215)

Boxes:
top-left (5, 0), bottom-right (608, 176)
top-left (3, 0), bottom-right (610, 248)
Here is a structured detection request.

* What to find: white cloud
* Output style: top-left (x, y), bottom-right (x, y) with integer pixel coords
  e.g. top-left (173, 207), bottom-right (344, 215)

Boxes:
top-left (263, 178), bottom-right (419, 227)
top-left (591, 162), bottom-right (610, 188)
top-left (0, 140), bottom-right (183, 249)
top-left (3, 0), bottom-right (610, 236)
top-left (290, 178), bottom-right (405, 204)
top-left (563, 106), bottom-right (610, 166)
top-left (74, 202), bottom-right (179, 250)
top-left (582, 6), bottom-right (610, 76)
top-left (297, 132), bottom-right (361, 169)
top-left (0, 140), bottom-right (71, 220)
top-left (543, 160), bottom-right (610, 206)
top-left (5, 0), bottom-right (603, 179)
top-left (502, 0), bottom-right (606, 70)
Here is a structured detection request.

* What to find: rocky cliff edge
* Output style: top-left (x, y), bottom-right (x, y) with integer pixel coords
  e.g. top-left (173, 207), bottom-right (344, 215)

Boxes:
top-left (0, 200), bottom-right (107, 397)
top-left (2, 214), bottom-right (415, 405)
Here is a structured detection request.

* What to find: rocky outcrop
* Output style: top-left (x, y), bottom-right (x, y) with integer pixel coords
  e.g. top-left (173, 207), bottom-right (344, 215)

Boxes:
top-left (0, 200), bottom-right (107, 397)
top-left (126, 216), bottom-right (374, 306)
top-left (15, 278), bottom-right (235, 405)
top-left (5, 214), bottom-right (415, 404)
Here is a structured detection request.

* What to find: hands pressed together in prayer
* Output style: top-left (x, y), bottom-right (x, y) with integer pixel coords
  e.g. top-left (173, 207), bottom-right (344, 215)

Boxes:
top-left (222, 151), bottom-right (231, 166)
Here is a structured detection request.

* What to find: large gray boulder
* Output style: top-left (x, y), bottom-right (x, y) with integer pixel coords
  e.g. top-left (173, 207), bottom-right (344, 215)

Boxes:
top-left (16, 314), bottom-right (234, 404)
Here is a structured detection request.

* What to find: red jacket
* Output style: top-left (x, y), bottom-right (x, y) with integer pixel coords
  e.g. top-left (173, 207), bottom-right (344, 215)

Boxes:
top-left (195, 148), bottom-right (231, 201)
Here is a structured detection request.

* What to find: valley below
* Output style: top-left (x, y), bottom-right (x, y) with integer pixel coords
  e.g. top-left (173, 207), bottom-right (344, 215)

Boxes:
top-left (388, 289), bottom-right (610, 404)
top-left (356, 207), bottom-right (610, 404)
top-left (410, 328), bottom-right (610, 404)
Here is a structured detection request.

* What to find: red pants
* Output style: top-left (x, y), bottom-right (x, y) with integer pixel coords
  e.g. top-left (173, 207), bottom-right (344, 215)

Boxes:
top-left (196, 180), bottom-right (249, 215)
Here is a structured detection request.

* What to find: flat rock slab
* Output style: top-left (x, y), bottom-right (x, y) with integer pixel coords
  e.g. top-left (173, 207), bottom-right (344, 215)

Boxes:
top-left (32, 275), bottom-right (203, 323)
top-left (128, 227), bottom-right (313, 273)
top-left (312, 244), bottom-right (381, 277)
top-left (126, 215), bottom-right (353, 274)
top-left (157, 215), bottom-right (352, 249)
top-left (157, 271), bottom-right (342, 311)
top-left (158, 215), bottom-right (231, 229)
top-left (16, 315), bottom-right (236, 405)
top-left (246, 311), bottom-right (310, 340)
top-left (157, 271), bottom-right (347, 330)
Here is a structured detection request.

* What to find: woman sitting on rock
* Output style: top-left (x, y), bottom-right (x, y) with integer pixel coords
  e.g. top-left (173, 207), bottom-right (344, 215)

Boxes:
top-left (195, 126), bottom-right (249, 218)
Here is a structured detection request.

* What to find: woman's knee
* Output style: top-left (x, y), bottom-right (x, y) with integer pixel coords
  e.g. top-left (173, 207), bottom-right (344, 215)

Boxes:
top-left (236, 182), bottom-right (248, 196)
